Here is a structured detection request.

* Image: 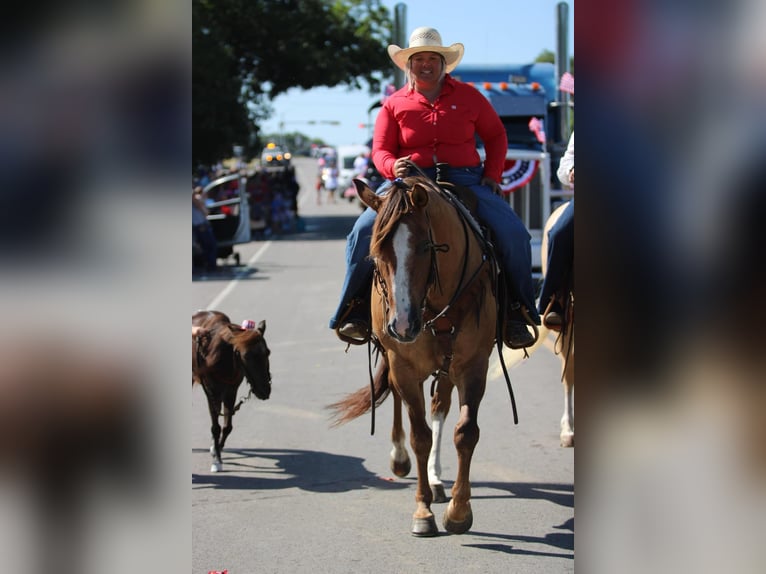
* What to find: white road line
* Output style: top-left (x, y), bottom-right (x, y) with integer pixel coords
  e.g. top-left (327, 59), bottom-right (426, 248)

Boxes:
top-left (488, 329), bottom-right (557, 379)
top-left (206, 241), bottom-right (272, 310)
top-left (299, 182), bottom-right (315, 208)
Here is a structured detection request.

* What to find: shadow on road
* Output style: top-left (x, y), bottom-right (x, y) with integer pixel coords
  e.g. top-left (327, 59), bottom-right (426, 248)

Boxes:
top-left (471, 480), bottom-right (573, 509)
top-left (462, 517), bottom-right (573, 557)
top-left (192, 447), bottom-right (410, 494)
top-left (463, 483), bottom-right (574, 557)
top-left (461, 539), bottom-right (573, 560)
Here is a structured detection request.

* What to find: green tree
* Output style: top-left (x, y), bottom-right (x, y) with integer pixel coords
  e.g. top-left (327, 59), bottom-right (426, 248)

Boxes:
top-left (193, 0), bottom-right (392, 166)
top-left (534, 49), bottom-right (574, 73)
top-left (535, 49), bottom-right (555, 64)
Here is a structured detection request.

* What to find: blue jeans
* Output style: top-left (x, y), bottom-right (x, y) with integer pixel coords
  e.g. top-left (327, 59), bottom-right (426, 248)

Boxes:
top-left (329, 166), bottom-right (540, 328)
top-left (538, 199), bottom-right (574, 315)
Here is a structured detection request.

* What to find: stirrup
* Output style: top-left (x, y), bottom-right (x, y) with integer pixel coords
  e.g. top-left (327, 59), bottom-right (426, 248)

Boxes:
top-left (335, 298), bottom-right (370, 345)
top-left (510, 303), bottom-right (539, 345)
top-left (541, 296), bottom-right (564, 333)
top-left (335, 321), bottom-right (370, 346)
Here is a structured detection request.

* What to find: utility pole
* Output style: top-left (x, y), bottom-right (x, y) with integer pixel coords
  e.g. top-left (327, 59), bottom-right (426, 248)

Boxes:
top-left (556, 1), bottom-right (571, 142)
top-left (393, 3), bottom-right (407, 89)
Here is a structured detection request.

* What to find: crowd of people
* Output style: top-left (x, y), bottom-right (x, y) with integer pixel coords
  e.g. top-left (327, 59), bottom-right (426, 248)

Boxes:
top-left (192, 161), bottom-right (301, 273)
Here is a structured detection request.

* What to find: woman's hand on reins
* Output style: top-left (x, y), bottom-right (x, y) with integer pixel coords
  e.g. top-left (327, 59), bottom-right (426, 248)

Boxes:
top-left (393, 155), bottom-right (412, 178)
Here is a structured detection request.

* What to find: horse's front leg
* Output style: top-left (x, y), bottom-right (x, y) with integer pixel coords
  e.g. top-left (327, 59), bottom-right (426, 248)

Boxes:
top-left (395, 378), bottom-right (437, 537)
top-left (428, 373), bottom-right (452, 503)
top-left (218, 390), bottom-right (236, 454)
top-left (443, 368), bottom-right (486, 535)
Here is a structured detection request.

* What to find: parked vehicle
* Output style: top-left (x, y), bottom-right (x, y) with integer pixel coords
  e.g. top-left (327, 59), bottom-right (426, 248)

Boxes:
top-left (261, 142), bottom-right (292, 167)
top-left (201, 172), bottom-right (251, 266)
top-left (335, 144), bottom-right (370, 199)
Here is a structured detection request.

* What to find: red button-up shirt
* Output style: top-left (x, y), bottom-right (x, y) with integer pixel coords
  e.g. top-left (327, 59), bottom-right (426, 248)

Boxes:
top-left (372, 74), bottom-right (507, 182)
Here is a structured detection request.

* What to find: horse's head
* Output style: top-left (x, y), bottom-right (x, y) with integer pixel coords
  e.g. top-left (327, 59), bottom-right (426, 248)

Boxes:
top-left (356, 176), bottom-right (443, 343)
top-left (223, 321), bottom-right (272, 400)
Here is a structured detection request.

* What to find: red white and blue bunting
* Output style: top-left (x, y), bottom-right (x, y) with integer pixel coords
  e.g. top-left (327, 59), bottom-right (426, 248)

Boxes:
top-left (500, 159), bottom-right (538, 194)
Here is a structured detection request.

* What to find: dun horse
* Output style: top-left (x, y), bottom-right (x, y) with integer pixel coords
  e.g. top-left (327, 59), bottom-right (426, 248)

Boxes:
top-left (330, 172), bottom-right (498, 536)
top-left (541, 202), bottom-right (574, 447)
top-left (192, 310), bottom-right (272, 472)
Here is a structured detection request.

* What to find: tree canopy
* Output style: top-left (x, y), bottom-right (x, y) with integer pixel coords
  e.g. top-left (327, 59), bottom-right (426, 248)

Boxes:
top-left (193, 0), bottom-right (393, 166)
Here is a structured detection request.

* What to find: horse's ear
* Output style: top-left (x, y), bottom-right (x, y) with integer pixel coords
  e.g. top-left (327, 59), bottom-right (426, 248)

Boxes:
top-left (257, 320), bottom-right (266, 335)
top-left (410, 183), bottom-right (429, 208)
top-left (354, 179), bottom-right (382, 211)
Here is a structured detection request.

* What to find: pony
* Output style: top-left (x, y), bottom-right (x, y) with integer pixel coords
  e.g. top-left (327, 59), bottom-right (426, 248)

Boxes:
top-left (192, 310), bottom-right (272, 472)
top-left (330, 172), bottom-right (499, 537)
top-left (541, 202), bottom-right (574, 447)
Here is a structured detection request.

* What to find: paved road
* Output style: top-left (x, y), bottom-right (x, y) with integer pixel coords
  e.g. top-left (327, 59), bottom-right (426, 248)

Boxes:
top-left (192, 158), bottom-right (573, 574)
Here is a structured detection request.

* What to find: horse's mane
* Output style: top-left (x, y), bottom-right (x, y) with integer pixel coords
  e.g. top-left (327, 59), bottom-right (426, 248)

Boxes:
top-left (370, 175), bottom-right (443, 257)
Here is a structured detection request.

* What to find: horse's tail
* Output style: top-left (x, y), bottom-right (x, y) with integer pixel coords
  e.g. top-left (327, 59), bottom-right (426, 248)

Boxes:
top-left (327, 359), bottom-right (391, 426)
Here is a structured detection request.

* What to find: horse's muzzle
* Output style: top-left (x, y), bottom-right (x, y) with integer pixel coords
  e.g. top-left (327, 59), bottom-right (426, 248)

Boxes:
top-left (386, 317), bottom-right (421, 343)
top-left (249, 375), bottom-right (271, 400)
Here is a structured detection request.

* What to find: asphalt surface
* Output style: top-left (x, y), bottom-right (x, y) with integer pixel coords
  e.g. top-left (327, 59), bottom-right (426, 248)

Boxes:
top-left (192, 157), bottom-right (574, 574)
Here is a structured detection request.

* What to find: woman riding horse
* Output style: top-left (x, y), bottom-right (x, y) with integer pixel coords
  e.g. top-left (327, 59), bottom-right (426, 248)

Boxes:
top-left (329, 27), bottom-right (539, 350)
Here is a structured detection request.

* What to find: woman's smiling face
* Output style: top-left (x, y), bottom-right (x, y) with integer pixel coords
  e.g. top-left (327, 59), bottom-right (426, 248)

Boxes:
top-left (409, 51), bottom-right (444, 88)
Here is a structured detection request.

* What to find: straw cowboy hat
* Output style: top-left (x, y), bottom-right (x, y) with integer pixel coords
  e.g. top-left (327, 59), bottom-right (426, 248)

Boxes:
top-left (387, 27), bottom-right (464, 73)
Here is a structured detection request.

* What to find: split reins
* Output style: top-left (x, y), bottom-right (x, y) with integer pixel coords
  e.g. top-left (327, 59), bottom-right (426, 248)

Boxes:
top-left (428, 179), bottom-right (519, 424)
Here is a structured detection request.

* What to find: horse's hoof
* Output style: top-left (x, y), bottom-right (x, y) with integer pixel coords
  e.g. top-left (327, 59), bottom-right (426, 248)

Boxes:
top-left (560, 433), bottom-right (574, 448)
top-left (392, 458), bottom-right (411, 478)
top-left (431, 483), bottom-right (448, 503)
top-left (210, 461), bottom-right (222, 473)
top-left (411, 515), bottom-right (438, 537)
top-left (443, 506), bottom-right (473, 534)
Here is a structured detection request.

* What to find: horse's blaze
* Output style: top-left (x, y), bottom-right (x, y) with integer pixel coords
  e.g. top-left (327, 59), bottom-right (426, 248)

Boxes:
top-left (387, 224), bottom-right (423, 341)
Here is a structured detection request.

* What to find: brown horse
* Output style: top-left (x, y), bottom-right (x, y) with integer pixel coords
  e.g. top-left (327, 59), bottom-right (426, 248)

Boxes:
top-left (192, 310), bottom-right (271, 472)
top-left (330, 174), bottom-right (497, 536)
top-left (541, 202), bottom-right (574, 447)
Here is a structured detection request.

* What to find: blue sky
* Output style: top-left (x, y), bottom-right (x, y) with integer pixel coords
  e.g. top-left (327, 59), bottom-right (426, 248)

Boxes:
top-left (259, 0), bottom-right (574, 148)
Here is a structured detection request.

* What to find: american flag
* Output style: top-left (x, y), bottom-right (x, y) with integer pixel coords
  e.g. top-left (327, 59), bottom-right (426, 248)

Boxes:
top-left (240, 319), bottom-right (256, 330)
top-left (528, 117), bottom-right (546, 144)
top-left (559, 72), bottom-right (574, 95)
